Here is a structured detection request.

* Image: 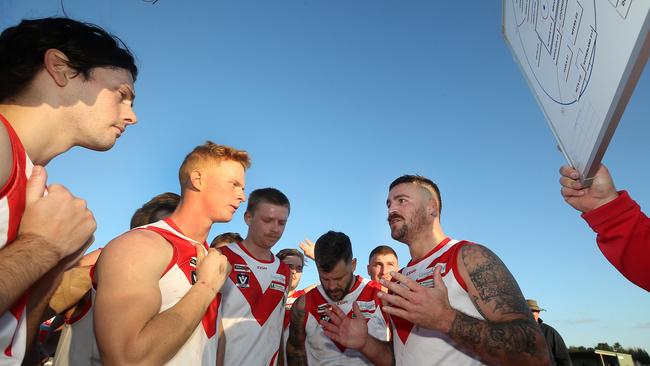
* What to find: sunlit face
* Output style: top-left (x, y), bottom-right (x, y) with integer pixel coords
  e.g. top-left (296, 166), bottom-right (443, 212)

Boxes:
top-left (367, 253), bottom-right (399, 282)
top-left (386, 183), bottom-right (434, 244)
top-left (281, 255), bottom-right (304, 292)
top-left (318, 259), bottom-right (356, 302)
top-left (68, 67), bottom-right (137, 151)
top-left (244, 203), bottom-right (289, 251)
top-left (202, 160), bottom-right (246, 223)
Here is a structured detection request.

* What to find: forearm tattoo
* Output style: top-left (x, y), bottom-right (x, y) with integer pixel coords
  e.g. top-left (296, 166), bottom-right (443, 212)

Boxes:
top-left (448, 244), bottom-right (546, 360)
top-left (286, 297), bottom-right (308, 366)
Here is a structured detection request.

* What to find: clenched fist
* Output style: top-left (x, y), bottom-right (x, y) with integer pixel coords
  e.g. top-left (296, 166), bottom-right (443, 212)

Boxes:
top-left (18, 166), bottom-right (96, 260)
top-left (196, 248), bottom-right (231, 295)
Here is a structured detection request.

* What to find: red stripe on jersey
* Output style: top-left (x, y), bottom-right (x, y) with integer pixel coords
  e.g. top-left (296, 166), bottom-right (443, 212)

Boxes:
top-left (391, 240), bottom-right (468, 344)
top-left (220, 245), bottom-right (290, 327)
top-left (448, 241), bottom-right (472, 291)
top-left (139, 223), bottom-right (218, 337)
top-left (1, 114), bottom-right (30, 359)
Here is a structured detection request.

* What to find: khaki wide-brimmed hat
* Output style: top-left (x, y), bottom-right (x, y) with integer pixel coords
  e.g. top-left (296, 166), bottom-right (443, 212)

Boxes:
top-left (526, 299), bottom-right (545, 312)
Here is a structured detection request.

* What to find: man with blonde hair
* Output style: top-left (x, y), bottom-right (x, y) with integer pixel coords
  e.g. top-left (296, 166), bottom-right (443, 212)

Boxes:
top-left (72, 141), bottom-right (250, 365)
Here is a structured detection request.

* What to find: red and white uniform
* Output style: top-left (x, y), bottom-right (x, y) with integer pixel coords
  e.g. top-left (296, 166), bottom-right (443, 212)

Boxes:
top-left (303, 276), bottom-right (389, 366)
top-left (52, 293), bottom-right (97, 366)
top-left (391, 238), bottom-right (486, 366)
top-left (0, 114), bottom-right (33, 365)
top-left (218, 242), bottom-right (290, 366)
top-left (65, 219), bottom-right (219, 365)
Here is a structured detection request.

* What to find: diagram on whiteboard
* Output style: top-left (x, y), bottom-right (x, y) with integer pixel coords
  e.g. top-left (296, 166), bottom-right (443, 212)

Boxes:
top-left (504, 0), bottom-right (650, 183)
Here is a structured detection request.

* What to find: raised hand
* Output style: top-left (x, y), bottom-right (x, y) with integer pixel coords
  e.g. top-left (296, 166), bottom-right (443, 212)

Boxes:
top-left (378, 266), bottom-right (455, 333)
top-left (299, 238), bottom-right (315, 261)
top-left (559, 164), bottom-right (618, 213)
top-left (320, 302), bottom-right (368, 350)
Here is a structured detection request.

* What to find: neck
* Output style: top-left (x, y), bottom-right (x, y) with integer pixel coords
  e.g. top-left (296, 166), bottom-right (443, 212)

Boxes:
top-left (407, 222), bottom-right (447, 263)
top-left (241, 238), bottom-right (273, 261)
top-left (0, 104), bottom-right (75, 166)
top-left (168, 200), bottom-right (212, 244)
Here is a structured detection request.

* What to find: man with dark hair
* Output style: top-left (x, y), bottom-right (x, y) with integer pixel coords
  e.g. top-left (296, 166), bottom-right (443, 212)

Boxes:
top-left (130, 192), bottom-right (181, 230)
top-left (287, 231), bottom-right (388, 365)
top-left (322, 175), bottom-right (550, 366)
top-left (0, 17), bottom-right (138, 364)
top-left (210, 232), bottom-right (244, 249)
top-left (217, 187), bottom-right (291, 365)
top-left (367, 245), bottom-right (399, 291)
top-left (88, 142), bottom-right (249, 365)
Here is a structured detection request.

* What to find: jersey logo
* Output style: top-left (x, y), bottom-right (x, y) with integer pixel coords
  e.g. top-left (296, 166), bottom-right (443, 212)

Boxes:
top-left (236, 273), bottom-right (250, 288)
top-left (269, 282), bottom-right (286, 292)
top-left (220, 245), bottom-right (291, 327)
top-left (234, 264), bottom-right (251, 272)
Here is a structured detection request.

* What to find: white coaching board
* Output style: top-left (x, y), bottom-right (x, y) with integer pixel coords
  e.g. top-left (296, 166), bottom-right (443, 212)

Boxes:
top-left (503, 0), bottom-right (650, 185)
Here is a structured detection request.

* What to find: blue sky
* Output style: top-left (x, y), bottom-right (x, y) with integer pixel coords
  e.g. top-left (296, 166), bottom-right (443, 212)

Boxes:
top-left (2, 0), bottom-right (649, 349)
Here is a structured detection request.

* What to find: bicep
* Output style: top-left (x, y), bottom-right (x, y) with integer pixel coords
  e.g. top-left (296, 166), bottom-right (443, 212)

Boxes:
top-left (0, 124), bottom-right (13, 191)
top-left (93, 232), bottom-right (170, 356)
top-left (456, 244), bottom-right (532, 322)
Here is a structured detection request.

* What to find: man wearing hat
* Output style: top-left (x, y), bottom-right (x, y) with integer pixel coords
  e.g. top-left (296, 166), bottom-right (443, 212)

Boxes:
top-left (527, 299), bottom-right (573, 366)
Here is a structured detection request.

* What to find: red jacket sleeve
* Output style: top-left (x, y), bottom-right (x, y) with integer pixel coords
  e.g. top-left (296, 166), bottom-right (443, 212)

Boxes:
top-left (582, 191), bottom-right (650, 291)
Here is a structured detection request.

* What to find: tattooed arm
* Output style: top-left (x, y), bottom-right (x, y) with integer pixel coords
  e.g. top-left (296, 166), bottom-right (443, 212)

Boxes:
top-left (448, 244), bottom-right (550, 366)
top-left (286, 295), bottom-right (308, 366)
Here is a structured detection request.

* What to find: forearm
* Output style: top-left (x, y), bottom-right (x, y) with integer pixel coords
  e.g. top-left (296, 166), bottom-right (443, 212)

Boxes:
top-left (0, 234), bottom-right (62, 314)
top-left (358, 336), bottom-right (393, 366)
top-left (583, 191), bottom-right (650, 290)
top-left (448, 311), bottom-right (550, 366)
top-left (102, 281), bottom-right (216, 366)
top-left (285, 340), bottom-right (308, 366)
top-left (22, 262), bottom-right (68, 365)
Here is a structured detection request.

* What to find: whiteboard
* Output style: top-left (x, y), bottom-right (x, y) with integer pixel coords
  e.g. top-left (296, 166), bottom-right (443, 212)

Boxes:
top-left (503, 0), bottom-right (650, 184)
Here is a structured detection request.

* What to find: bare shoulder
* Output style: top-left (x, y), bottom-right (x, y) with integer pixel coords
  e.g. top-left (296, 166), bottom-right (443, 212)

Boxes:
top-left (95, 229), bottom-right (173, 283)
top-left (456, 243), bottom-right (530, 321)
top-left (0, 122), bottom-right (14, 191)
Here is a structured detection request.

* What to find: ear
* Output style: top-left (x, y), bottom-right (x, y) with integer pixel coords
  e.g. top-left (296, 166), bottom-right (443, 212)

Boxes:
top-left (43, 49), bottom-right (74, 87)
top-left (243, 211), bottom-right (252, 226)
top-left (351, 258), bottom-right (357, 272)
top-left (189, 169), bottom-right (203, 191)
top-left (428, 197), bottom-right (438, 218)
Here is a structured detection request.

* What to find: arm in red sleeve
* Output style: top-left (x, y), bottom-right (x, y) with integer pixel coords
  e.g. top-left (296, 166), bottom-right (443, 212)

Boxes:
top-left (582, 191), bottom-right (650, 291)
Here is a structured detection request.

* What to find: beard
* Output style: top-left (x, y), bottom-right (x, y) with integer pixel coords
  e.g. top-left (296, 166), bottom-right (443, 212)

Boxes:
top-left (323, 274), bottom-right (356, 302)
top-left (390, 205), bottom-right (429, 244)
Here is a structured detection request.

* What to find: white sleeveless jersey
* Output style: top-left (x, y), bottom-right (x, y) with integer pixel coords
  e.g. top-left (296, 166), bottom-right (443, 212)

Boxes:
top-left (218, 242), bottom-right (290, 366)
top-left (52, 298), bottom-right (99, 366)
top-left (0, 114), bottom-right (33, 365)
top-left (303, 276), bottom-right (389, 366)
top-left (391, 238), bottom-right (487, 366)
top-left (64, 219), bottom-right (218, 366)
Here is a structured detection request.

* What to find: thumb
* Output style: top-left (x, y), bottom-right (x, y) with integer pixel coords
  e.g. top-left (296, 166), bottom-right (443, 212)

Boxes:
top-left (433, 265), bottom-right (446, 289)
top-left (25, 165), bottom-right (47, 206)
top-left (352, 301), bottom-right (363, 319)
top-left (196, 244), bottom-right (206, 264)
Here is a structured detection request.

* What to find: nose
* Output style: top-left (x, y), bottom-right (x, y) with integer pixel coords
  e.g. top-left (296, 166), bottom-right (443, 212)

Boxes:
top-left (122, 105), bottom-right (137, 126)
top-left (239, 191), bottom-right (246, 203)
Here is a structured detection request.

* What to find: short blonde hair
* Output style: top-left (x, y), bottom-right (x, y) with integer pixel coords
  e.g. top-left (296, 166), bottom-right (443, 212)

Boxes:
top-left (178, 141), bottom-right (251, 190)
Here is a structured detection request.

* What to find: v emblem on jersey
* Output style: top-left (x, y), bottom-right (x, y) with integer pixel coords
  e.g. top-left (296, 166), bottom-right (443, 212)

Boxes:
top-left (221, 246), bottom-right (288, 326)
